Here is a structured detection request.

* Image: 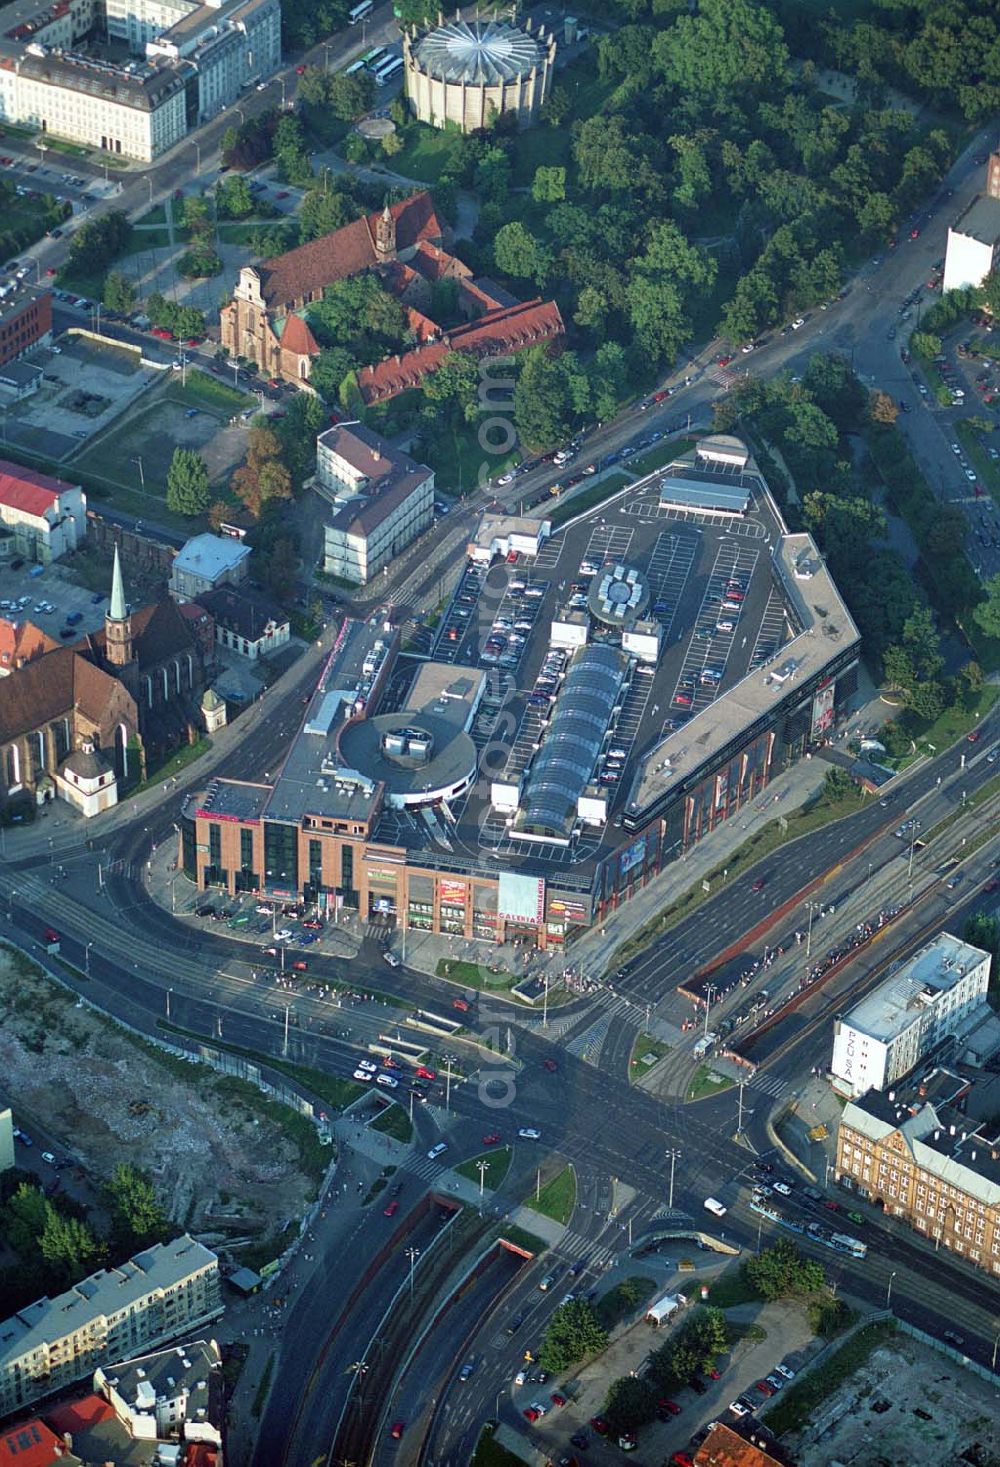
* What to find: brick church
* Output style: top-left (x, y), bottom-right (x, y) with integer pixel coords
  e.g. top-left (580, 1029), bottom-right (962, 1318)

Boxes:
top-left (219, 189), bottom-right (563, 401)
top-left (0, 548), bottom-right (208, 817)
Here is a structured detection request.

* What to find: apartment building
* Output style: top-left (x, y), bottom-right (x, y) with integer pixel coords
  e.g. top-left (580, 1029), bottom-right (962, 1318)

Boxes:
top-left (830, 932), bottom-right (991, 1098)
top-left (836, 1085), bottom-right (1000, 1277)
top-left (0, 0), bottom-right (280, 161)
top-left (0, 1235), bottom-right (222, 1417)
top-left (318, 424), bottom-right (434, 586)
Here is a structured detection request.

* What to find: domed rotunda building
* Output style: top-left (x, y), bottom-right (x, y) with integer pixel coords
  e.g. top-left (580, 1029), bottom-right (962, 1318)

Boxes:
top-left (403, 15), bottom-right (556, 134)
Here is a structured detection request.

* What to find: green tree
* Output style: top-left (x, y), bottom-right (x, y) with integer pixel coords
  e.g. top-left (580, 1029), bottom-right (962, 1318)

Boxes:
top-left (106, 1161), bottom-right (168, 1244)
top-left (604, 1375), bottom-right (657, 1435)
top-left (310, 346), bottom-right (355, 403)
top-left (216, 174), bottom-right (254, 220)
top-left (327, 69), bottom-right (375, 121)
top-left (538, 1299), bottom-right (608, 1372)
top-left (166, 448), bottom-right (211, 516)
top-left (744, 1239), bottom-right (825, 1300)
top-left (532, 165), bottom-right (566, 204)
top-left (103, 270), bottom-right (136, 314)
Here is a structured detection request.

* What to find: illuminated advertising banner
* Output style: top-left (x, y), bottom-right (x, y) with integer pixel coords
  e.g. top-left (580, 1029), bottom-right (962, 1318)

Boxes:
top-left (620, 836), bottom-right (646, 877)
top-left (498, 872), bottom-right (545, 925)
top-left (811, 681), bottom-right (835, 736)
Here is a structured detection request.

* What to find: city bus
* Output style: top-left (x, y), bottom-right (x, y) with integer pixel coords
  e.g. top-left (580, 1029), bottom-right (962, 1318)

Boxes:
top-left (374, 55), bottom-right (403, 87)
top-left (829, 1232), bottom-right (867, 1259)
top-left (348, 0), bottom-right (373, 23)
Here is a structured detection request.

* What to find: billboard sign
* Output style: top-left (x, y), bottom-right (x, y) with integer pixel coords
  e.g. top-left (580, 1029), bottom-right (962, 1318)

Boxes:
top-left (620, 836), bottom-right (646, 877)
top-left (498, 872), bottom-right (545, 925)
top-left (811, 680), bottom-right (835, 736)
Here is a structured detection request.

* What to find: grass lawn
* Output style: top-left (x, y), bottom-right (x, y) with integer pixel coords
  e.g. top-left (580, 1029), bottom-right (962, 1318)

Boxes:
top-left (509, 125), bottom-right (572, 188)
top-left (370, 1104), bottom-right (413, 1143)
top-left (627, 438), bottom-right (694, 478)
top-left (130, 738), bottom-right (211, 793)
top-left (436, 957), bottom-right (518, 991)
top-left (688, 1064), bottom-right (734, 1101)
top-left (764, 1320), bottom-right (897, 1435)
top-left (629, 1033), bottom-right (671, 1081)
top-left (549, 471), bottom-right (634, 528)
top-left (166, 368), bottom-right (255, 415)
top-left (454, 1146), bottom-right (512, 1190)
top-left (955, 417), bottom-right (1000, 496)
top-left (391, 123), bottom-right (464, 185)
top-left (704, 1265), bottom-right (761, 1309)
top-left (525, 1164), bottom-right (576, 1225)
top-left (595, 1275), bottom-right (655, 1330)
top-left (422, 421), bottom-right (519, 497)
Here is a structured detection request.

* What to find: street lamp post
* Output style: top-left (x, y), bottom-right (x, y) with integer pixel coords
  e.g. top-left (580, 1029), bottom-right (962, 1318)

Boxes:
top-left (666, 1147), bottom-right (681, 1210)
top-left (885, 1270), bottom-right (897, 1310)
top-left (703, 983), bottom-right (717, 1039)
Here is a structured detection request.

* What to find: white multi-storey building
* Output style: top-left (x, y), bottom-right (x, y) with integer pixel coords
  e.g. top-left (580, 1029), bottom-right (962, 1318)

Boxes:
top-left (830, 931), bottom-right (992, 1098)
top-left (0, 1234), bottom-right (222, 1417)
top-left (0, 0), bottom-right (280, 160)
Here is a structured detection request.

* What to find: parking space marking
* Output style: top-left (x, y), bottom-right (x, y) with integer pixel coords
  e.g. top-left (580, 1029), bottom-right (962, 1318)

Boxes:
top-left (750, 585), bottom-right (794, 671)
top-left (670, 543), bottom-right (760, 714)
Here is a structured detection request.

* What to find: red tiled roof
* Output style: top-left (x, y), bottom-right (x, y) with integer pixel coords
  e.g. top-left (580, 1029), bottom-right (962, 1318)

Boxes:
top-left (357, 299), bottom-right (564, 405)
top-left (0, 617), bottom-right (58, 670)
top-left (0, 1418), bottom-right (65, 1467)
top-left (257, 192), bottom-right (442, 310)
top-left (694, 1423), bottom-right (787, 1467)
top-left (0, 459), bottom-right (75, 519)
top-left (279, 312), bottom-right (320, 357)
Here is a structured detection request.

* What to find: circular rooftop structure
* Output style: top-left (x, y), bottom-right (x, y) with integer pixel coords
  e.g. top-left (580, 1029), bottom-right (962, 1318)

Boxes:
top-left (587, 562), bottom-right (651, 630)
top-left (338, 709), bottom-right (477, 811)
top-left (404, 18), bottom-right (555, 134)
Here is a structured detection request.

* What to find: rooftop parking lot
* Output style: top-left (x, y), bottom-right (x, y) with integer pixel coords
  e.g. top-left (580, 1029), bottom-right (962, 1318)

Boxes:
top-left (389, 461), bottom-right (794, 880)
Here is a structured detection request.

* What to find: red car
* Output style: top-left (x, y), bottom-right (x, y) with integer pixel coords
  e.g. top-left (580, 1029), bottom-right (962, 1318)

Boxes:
top-left (416, 1066), bottom-right (437, 1081)
top-left (483, 1131), bottom-right (501, 1145)
top-left (590, 1415), bottom-right (610, 1435)
top-left (292, 959), bottom-right (307, 972)
top-left (390, 1421), bottom-right (404, 1439)
top-left (551, 1392), bottom-right (567, 1407)
top-left (384, 1200), bottom-right (399, 1217)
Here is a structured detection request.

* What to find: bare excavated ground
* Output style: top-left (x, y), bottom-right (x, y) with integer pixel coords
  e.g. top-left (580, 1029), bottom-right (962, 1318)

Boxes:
top-left (792, 1339), bottom-right (1000, 1467)
top-left (0, 945), bottom-right (314, 1252)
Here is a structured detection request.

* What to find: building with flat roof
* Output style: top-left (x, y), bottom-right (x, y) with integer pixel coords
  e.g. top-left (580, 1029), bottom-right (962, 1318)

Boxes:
top-left (181, 443), bottom-right (859, 952)
top-left (0, 1235), bottom-right (221, 1417)
top-left (169, 533), bottom-right (251, 602)
top-left (0, 459), bottom-right (85, 562)
top-left (318, 424), bottom-right (435, 586)
top-left (830, 932), bottom-right (992, 1098)
top-left (943, 193), bottom-right (1000, 293)
top-left (836, 1086), bottom-right (1000, 1276)
top-left (0, 0), bottom-right (279, 161)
